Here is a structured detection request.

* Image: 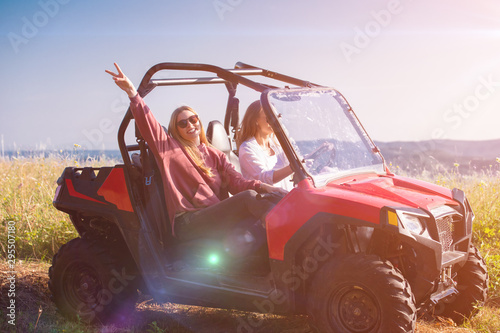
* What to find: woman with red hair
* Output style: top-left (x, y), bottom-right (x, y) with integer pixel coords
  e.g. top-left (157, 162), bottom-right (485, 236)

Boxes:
top-left (237, 100), bottom-right (294, 191)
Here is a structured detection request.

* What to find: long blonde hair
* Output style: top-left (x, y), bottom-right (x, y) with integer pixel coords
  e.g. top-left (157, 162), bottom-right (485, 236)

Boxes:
top-left (236, 100), bottom-right (262, 149)
top-left (168, 106), bottom-right (214, 177)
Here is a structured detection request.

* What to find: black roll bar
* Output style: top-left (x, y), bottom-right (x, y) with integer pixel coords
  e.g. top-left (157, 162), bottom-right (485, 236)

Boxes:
top-left (118, 62), bottom-right (324, 169)
top-left (136, 63), bottom-right (270, 98)
top-left (235, 62), bottom-right (321, 89)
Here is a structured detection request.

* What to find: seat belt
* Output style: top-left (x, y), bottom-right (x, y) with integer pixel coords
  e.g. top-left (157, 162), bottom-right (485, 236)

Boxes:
top-left (224, 81), bottom-right (239, 136)
top-left (138, 138), bottom-right (173, 251)
top-left (138, 139), bottom-right (154, 187)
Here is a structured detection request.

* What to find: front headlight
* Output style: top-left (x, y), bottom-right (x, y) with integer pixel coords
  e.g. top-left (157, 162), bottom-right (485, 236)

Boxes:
top-left (398, 213), bottom-right (425, 234)
top-left (386, 209), bottom-right (430, 236)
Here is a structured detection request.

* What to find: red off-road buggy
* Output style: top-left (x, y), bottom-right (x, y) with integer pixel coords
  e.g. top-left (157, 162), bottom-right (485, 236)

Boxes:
top-left (49, 62), bottom-right (488, 332)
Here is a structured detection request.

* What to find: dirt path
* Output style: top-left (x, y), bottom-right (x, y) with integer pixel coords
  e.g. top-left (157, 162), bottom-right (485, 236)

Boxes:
top-left (0, 260), bottom-right (476, 333)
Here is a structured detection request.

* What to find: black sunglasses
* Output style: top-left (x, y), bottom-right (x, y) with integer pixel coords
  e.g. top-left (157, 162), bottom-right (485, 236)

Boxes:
top-left (177, 114), bottom-right (199, 128)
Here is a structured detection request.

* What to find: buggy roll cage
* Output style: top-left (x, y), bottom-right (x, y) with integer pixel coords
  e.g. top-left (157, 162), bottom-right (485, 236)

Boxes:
top-left (117, 62), bottom-right (323, 173)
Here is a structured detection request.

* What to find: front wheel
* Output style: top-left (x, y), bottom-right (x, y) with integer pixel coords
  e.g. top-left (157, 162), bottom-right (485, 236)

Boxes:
top-left (307, 254), bottom-right (416, 333)
top-left (435, 245), bottom-right (489, 324)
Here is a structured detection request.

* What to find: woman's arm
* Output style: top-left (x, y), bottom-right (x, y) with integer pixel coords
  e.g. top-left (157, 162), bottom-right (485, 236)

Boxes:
top-left (271, 165), bottom-right (293, 183)
top-left (239, 141), bottom-right (274, 184)
top-left (218, 149), bottom-right (286, 195)
top-left (106, 63), bottom-right (169, 156)
top-left (105, 63), bottom-right (137, 98)
top-left (239, 140), bottom-right (293, 184)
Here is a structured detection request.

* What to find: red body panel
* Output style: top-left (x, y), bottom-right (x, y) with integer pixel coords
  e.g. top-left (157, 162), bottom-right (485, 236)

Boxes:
top-left (65, 179), bottom-right (106, 205)
top-left (97, 168), bottom-right (134, 212)
top-left (266, 173), bottom-right (458, 261)
top-left (62, 167), bottom-right (134, 212)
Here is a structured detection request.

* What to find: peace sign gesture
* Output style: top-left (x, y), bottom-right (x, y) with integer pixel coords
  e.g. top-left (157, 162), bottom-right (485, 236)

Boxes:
top-left (105, 63), bottom-right (138, 98)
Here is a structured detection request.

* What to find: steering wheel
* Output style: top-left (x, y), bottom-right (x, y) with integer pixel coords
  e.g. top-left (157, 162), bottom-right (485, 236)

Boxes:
top-left (304, 141), bottom-right (337, 174)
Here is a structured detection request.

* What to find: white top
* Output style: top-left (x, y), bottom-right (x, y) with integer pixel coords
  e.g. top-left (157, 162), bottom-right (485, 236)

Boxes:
top-left (239, 137), bottom-right (293, 191)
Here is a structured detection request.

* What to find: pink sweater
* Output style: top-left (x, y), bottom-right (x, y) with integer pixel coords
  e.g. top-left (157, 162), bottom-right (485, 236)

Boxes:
top-left (129, 95), bottom-right (261, 230)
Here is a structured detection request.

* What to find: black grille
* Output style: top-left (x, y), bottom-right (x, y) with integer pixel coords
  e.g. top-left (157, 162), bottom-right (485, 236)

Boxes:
top-left (436, 215), bottom-right (453, 251)
top-left (436, 214), bottom-right (459, 252)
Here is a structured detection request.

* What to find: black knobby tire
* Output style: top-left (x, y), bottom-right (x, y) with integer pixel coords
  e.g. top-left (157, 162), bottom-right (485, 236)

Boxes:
top-left (48, 237), bottom-right (138, 324)
top-left (307, 254), bottom-right (416, 333)
top-left (436, 245), bottom-right (489, 324)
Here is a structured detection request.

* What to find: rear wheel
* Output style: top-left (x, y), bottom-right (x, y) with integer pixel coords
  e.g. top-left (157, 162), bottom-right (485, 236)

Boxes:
top-left (435, 245), bottom-right (488, 323)
top-left (49, 237), bottom-right (138, 324)
top-left (307, 254), bottom-right (416, 333)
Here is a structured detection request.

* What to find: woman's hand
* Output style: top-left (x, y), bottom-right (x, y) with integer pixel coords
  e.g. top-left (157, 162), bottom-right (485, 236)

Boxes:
top-left (259, 183), bottom-right (288, 195)
top-left (105, 63), bottom-right (138, 98)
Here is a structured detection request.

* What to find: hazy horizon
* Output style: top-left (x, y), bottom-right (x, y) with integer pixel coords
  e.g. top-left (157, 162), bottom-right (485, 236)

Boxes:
top-left (2, 0), bottom-right (500, 151)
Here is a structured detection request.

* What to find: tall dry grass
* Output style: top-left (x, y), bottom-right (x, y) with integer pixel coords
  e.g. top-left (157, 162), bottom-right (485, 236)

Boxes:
top-left (0, 153), bottom-right (120, 260)
top-left (416, 165), bottom-right (500, 302)
top-left (0, 155), bottom-right (499, 331)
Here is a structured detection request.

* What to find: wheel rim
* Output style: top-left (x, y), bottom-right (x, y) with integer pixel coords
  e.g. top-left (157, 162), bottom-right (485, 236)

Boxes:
top-left (64, 263), bottom-right (103, 310)
top-left (330, 285), bottom-right (380, 332)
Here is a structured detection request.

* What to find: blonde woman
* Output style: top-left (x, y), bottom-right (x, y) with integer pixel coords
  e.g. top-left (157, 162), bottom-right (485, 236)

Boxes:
top-left (237, 100), bottom-right (293, 191)
top-left (106, 63), bottom-right (284, 241)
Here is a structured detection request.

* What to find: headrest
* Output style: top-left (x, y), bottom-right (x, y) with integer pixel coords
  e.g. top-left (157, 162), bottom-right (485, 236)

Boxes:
top-left (206, 120), bottom-right (231, 153)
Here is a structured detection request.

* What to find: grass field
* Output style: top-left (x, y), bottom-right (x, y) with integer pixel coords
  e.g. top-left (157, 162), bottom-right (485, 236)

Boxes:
top-left (0, 155), bottom-right (499, 332)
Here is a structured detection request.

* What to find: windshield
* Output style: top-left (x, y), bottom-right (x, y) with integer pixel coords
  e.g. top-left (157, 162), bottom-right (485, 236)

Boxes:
top-left (266, 89), bottom-right (385, 186)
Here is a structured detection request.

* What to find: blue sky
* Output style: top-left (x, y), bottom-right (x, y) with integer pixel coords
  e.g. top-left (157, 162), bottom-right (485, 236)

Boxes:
top-left (1, 0), bottom-right (500, 151)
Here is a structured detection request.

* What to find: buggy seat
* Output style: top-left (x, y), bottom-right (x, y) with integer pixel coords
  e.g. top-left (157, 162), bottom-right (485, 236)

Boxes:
top-left (206, 120), bottom-right (240, 172)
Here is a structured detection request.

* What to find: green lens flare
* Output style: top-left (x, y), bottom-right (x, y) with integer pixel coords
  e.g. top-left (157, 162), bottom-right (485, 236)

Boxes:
top-left (208, 254), bottom-right (219, 265)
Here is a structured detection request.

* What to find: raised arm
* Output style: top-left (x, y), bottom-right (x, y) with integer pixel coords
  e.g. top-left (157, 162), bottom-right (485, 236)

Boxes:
top-left (105, 63), bottom-right (168, 156)
top-left (105, 63), bottom-right (138, 98)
